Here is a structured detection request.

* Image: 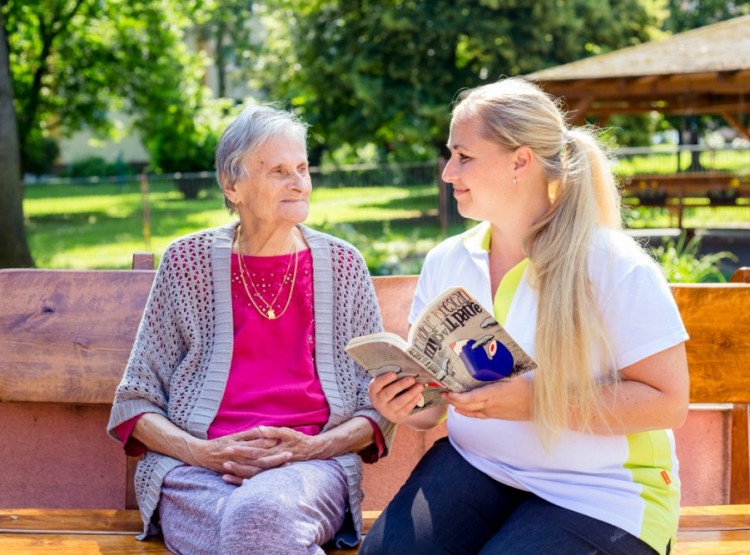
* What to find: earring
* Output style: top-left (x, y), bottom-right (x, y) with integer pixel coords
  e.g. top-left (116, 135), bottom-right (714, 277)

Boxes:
top-left (512, 176), bottom-right (518, 185)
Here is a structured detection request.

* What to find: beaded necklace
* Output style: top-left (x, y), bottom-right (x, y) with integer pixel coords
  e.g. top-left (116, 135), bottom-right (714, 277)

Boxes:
top-left (235, 226), bottom-right (299, 320)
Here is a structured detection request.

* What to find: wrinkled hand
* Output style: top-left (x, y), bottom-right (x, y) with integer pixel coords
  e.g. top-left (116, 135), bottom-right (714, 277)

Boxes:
top-left (218, 426), bottom-right (326, 485)
top-left (445, 376), bottom-right (532, 421)
top-left (197, 428), bottom-right (292, 485)
top-left (245, 426), bottom-right (322, 461)
top-left (368, 372), bottom-right (425, 425)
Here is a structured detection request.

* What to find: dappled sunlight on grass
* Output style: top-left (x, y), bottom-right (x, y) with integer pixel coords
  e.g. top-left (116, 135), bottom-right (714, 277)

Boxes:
top-left (24, 182), bottom-right (443, 270)
top-left (615, 149), bottom-right (750, 177)
top-left (308, 185), bottom-right (437, 225)
top-left (24, 182), bottom-right (230, 268)
top-left (624, 203), bottom-right (750, 229)
top-left (24, 180), bottom-right (747, 272)
top-left (40, 241), bottom-right (167, 270)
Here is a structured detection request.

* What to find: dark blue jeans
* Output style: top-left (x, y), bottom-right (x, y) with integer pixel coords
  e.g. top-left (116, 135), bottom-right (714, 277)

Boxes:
top-left (360, 438), bottom-right (663, 555)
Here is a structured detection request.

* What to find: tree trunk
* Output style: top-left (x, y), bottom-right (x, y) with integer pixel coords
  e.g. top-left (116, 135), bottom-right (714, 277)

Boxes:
top-left (214, 20), bottom-right (227, 99)
top-left (0, 13), bottom-right (34, 268)
top-left (688, 116), bottom-right (702, 172)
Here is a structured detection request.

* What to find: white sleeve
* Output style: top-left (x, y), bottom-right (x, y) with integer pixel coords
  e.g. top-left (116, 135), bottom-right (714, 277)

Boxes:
top-left (599, 261), bottom-right (689, 370)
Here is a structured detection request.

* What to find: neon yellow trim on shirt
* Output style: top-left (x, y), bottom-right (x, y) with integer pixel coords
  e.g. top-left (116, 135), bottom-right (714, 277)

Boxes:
top-left (493, 259), bottom-right (530, 326)
top-left (625, 430), bottom-right (680, 555)
top-left (462, 222), bottom-right (529, 326)
top-left (461, 221), bottom-right (491, 253)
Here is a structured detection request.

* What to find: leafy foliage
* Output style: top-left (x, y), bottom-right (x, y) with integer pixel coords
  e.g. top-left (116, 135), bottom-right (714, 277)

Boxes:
top-left (664, 0), bottom-right (750, 33)
top-left (2, 0), bottom-right (230, 173)
top-left (23, 134), bottom-right (59, 176)
top-left (316, 221), bottom-right (438, 275)
top-left (142, 97), bottom-right (243, 173)
top-left (651, 232), bottom-right (737, 283)
top-left (255, 0), bottom-right (658, 161)
top-left (193, 0), bottom-right (256, 99)
top-left (59, 155), bottom-right (135, 178)
top-left (1, 0), bottom-right (244, 264)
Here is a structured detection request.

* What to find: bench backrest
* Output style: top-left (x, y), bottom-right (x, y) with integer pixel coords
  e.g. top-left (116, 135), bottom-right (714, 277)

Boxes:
top-left (1, 268), bottom-right (749, 509)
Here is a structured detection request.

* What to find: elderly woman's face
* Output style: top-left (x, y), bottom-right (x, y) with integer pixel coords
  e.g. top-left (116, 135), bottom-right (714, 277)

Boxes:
top-left (233, 133), bottom-right (311, 227)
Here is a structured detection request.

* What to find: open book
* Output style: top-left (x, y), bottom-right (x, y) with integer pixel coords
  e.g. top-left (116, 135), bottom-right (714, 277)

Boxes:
top-left (346, 286), bottom-right (536, 412)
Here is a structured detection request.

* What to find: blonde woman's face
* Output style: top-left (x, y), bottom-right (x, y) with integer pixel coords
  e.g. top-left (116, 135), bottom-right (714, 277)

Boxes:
top-left (442, 117), bottom-right (516, 222)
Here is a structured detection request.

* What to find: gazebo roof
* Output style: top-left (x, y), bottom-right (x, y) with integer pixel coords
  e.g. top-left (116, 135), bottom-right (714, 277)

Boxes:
top-left (528, 15), bottom-right (750, 80)
top-left (524, 15), bottom-right (750, 135)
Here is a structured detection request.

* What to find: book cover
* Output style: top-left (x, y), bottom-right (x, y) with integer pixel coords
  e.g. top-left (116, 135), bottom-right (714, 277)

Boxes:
top-left (346, 286), bottom-right (536, 411)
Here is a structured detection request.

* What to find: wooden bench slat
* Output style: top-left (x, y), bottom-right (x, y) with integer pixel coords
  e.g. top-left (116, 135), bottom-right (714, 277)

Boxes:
top-left (672, 283), bottom-right (750, 505)
top-left (731, 267), bottom-right (750, 284)
top-left (5, 532), bottom-right (750, 555)
top-left (4, 274), bottom-right (749, 405)
top-left (679, 514), bottom-right (750, 531)
top-left (0, 509), bottom-right (142, 534)
top-left (0, 269), bottom-right (155, 404)
top-left (132, 253), bottom-right (155, 271)
top-left (672, 530), bottom-right (750, 554)
top-left (731, 404), bottom-right (750, 504)
top-left (4, 507), bottom-right (750, 553)
top-left (369, 275), bottom-right (417, 341)
top-left (672, 284), bottom-right (750, 404)
top-left (0, 533), bottom-right (170, 554)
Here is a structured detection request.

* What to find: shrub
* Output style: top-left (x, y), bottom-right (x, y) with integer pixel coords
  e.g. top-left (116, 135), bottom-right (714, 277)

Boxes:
top-left (317, 222), bottom-right (435, 275)
top-left (651, 233), bottom-right (737, 283)
top-left (60, 156), bottom-right (137, 178)
top-left (23, 135), bottom-right (60, 176)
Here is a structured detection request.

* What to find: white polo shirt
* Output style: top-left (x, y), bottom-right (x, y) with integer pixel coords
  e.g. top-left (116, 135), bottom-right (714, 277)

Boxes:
top-left (410, 222), bottom-right (688, 555)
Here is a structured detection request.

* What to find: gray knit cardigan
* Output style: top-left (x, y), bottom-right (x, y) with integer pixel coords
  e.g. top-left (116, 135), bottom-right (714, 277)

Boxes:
top-left (107, 222), bottom-right (395, 543)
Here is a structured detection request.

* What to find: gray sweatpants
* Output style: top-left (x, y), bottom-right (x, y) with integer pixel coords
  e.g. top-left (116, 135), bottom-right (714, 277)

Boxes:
top-left (158, 460), bottom-right (348, 555)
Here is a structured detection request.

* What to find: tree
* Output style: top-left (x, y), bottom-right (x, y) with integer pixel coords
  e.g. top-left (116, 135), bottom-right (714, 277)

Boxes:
top-left (4, 0), bottom-right (214, 173)
top-left (665, 0), bottom-right (750, 33)
top-left (1, 0), bottom-right (237, 266)
top-left (0, 7), bottom-right (32, 267)
top-left (195, 0), bottom-right (256, 99)
top-left (256, 0), bottom-right (659, 162)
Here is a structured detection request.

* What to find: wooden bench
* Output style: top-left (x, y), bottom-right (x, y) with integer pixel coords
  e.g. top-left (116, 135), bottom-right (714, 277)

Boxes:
top-left (621, 172), bottom-right (750, 229)
top-left (1, 260), bottom-right (750, 554)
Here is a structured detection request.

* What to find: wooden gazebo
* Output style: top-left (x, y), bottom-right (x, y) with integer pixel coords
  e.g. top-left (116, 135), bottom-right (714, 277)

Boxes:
top-left (524, 14), bottom-right (750, 139)
top-left (523, 16), bottom-right (750, 229)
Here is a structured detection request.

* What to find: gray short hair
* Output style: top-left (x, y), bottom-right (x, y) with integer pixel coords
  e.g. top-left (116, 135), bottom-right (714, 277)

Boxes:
top-left (215, 104), bottom-right (308, 211)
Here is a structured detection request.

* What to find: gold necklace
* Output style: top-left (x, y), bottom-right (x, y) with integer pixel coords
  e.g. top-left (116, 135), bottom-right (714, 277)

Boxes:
top-left (235, 226), bottom-right (299, 320)
top-left (246, 236), bottom-right (295, 310)
top-left (240, 245), bottom-right (296, 318)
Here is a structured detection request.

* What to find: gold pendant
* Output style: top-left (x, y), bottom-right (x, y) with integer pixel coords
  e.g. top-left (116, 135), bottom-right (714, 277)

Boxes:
top-left (267, 308), bottom-right (276, 319)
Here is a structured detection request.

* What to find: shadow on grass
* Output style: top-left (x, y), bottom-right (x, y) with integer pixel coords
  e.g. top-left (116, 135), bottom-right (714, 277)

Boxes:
top-left (24, 182), bottom-right (463, 269)
top-left (350, 191), bottom-right (437, 213)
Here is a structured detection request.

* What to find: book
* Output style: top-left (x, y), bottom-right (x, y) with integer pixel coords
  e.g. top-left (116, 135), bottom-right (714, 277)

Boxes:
top-left (345, 286), bottom-right (536, 412)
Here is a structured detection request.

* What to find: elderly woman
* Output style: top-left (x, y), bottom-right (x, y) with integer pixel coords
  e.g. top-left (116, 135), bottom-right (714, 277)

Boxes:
top-left (107, 104), bottom-right (394, 555)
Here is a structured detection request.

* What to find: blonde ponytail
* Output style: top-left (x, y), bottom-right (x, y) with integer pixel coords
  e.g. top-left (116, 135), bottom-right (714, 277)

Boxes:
top-left (526, 128), bottom-right (620, 443)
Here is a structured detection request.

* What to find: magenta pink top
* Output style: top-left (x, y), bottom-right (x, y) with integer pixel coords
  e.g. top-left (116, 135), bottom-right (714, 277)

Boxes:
top-left (207, 248), bottom-right (329, 438)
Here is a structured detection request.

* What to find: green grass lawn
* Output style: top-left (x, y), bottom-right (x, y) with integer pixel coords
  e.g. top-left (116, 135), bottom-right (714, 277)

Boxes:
top-left (23, 179), bottom-right (750, 272)
top-left (623, 199), bottom-right (750, 229)
top-left (23, 180), bottom-right (452, 271)
top-left (614, 148), bottom-right (750, 176)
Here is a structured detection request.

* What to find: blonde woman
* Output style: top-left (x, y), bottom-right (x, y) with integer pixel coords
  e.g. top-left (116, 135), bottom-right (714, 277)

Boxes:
top-left (363, 78), bottom-right (688, 555)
